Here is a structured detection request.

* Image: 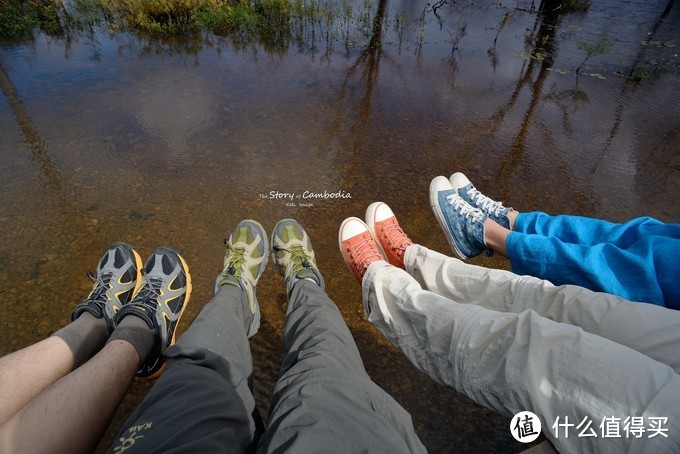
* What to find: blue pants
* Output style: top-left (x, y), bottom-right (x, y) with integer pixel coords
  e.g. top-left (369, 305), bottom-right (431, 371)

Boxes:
top-left (506, 212), bottom-right (680, 309)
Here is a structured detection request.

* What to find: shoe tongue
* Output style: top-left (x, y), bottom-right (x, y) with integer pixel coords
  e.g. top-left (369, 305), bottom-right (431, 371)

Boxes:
top-left (234, 226), bottom-right (254, 245)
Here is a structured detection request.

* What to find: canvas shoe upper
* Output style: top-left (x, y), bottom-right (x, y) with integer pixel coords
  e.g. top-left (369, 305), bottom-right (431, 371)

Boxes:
top-left (430, 176), bottom-right (488, 259)
top-left (365, 202), bottom-right (413, 269)
top-left (339, 217), bottom-right (384, 285)
top-left (450, 172), bottom-right (512, 229)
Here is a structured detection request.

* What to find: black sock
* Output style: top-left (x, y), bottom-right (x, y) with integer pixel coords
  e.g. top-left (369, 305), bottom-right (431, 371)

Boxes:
top-left (107, 316), bottom-right (156, 366)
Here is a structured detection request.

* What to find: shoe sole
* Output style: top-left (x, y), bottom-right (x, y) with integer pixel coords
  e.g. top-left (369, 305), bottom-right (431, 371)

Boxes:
top-left (129, 246), bottom-right (144, 301)
top-left (429, 180), bottom-right (468, 260)
top-left (142, 250), bottom-right (192, 381)
top-left (240, 219), bottom-right (269, 280)
top-left (239, 219), bottom-right (267, 338)
top-left (365, 202), bottom-right (389, 259)
top-left (247, 219), bottom-right (267, 337)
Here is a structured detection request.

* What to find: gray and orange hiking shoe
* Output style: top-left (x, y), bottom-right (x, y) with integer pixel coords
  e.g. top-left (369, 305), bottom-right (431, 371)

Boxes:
top-left (71, 243), bottom-right (143, 333)
top-left (271, 219), bottom-right (324, 292)
top-left (214, 220), bottom-right (268, 338)
top-left (114, 247), bottom-right (192, 379)
top-left (430, 176), bottom-right (489, 260)
top-left (450, 172), bottom-right (513, 229)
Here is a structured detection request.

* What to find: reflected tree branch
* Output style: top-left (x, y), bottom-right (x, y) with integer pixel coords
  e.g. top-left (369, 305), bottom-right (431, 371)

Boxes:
top-left (590, 0), bottom-right (676, 173)
top-left (322, 0), bottom-right (415, 192)
top-left (0, 63), bottom-right (64, 197)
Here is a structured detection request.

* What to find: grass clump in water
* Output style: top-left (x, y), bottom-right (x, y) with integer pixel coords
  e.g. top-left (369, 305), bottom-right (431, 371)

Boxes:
top-left (0, 0), bottom-right (74, 38)
top-left (104, 0), bottom-right (291, 36)
top-left (1, 0), bottom-right (301, 51)
top-left (104, 0), bottom-right (202, 34)
top-left (1, 0), bottom-right (110, 39)
top-left (0, 0), bottom-right (37, 38)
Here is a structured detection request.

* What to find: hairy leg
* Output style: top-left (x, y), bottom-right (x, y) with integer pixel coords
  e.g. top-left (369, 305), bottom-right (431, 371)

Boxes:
top-left (0, 336), bottom-right (73, 425)
top-left (0, 311), bottom-right (108, 425)
top-left (0, 338), bottom-right (138, 454)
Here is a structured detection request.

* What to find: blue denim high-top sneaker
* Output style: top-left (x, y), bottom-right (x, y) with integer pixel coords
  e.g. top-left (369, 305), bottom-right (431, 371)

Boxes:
top-left (430, 176), bottom-right (488, 259)
top-left (450, 172), bottom-right (512, 229)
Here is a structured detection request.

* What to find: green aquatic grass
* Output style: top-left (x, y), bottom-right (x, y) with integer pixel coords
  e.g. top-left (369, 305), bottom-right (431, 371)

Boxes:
top-left (1, 0), bottom-right (108, 38)
top-left (0, 0), bottom-right (36, 38)
top-left (103, 0), bottom-right (292, 36)
top-left (0, 0), bottom-right (71, 38)
top-left (0, 0), bottom-right (293, 38)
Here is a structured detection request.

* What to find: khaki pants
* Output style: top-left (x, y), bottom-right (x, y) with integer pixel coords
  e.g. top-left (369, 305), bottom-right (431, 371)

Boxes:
top-left (363, 244), bottom-right (680, 453)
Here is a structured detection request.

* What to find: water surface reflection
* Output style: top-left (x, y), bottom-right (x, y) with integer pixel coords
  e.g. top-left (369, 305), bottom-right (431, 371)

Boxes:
top-left (1, 1), bottom-right (678, 451)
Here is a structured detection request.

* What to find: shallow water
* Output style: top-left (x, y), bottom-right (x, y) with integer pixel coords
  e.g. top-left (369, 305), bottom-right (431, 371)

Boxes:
top-left (1, 0), bottom-right (679, 451)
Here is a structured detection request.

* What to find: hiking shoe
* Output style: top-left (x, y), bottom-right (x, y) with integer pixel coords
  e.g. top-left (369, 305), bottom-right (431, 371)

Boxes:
top-left (271, 219), bottom-right (324, 292)
top-left (71, 243), bottom-right (143, 333)
top-left (215, 220), bottom-right (268, 338)
top-left (450, 172), bottom-right (512, 229)
top-left (365, 202), bottom-right (413, 269)
top-left (114, 247), bottom-right (192, 379)
top-left (430, 176), bottom-right (488, 259)
top-left (339, 217), bottom-right (385, 285)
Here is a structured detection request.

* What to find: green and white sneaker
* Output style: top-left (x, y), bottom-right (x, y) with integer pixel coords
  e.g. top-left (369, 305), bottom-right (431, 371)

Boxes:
top-left (271, 219), bottom-right (324, 292)
top-left (214, 220), bottom-right (268, 338)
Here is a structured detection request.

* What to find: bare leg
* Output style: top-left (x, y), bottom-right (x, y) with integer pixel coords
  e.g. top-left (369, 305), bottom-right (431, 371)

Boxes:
top-left (0, 337), bottom-right (73, 425)
top-left (507, 210), bottom-right (518, 230)
top-left (0, 310), bottom-right (109, 425)
top-left (483, 218), bottom-right (511, 257)
top-left (0, 338), bottom-right (138, 454)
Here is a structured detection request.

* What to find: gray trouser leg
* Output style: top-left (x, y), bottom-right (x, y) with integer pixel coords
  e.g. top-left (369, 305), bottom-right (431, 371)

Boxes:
top-left (108, 285), bottom-right (260, 454)
top-left (258, 280), bottom-right (426, 454)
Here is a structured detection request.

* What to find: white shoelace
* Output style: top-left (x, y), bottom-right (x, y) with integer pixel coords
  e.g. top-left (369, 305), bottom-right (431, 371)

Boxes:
top-left (445, 194), bottom-right (486, 223)
top-left (85, 271), bottom-right (112, 304)
top-left (466, 187), bottom-right (506, 218)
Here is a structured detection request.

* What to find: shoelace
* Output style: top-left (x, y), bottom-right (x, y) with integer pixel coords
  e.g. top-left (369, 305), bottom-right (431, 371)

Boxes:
top-left (132, 276), bottom-right (162, 307)
top-left (274, 244), bottom-right (312, 279)
top-left (381, 223), bottom-right (411, 256)
top-left (466, 187), bottom-right (506, 218)
top-left (446, 194), bottom-right (486, 222)
top-left (85, 271), bottom-right (112, 305)
top-left (224, 241), bottom-right (247, 278)
top-left (347, 235), bottom-right (383, 272)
